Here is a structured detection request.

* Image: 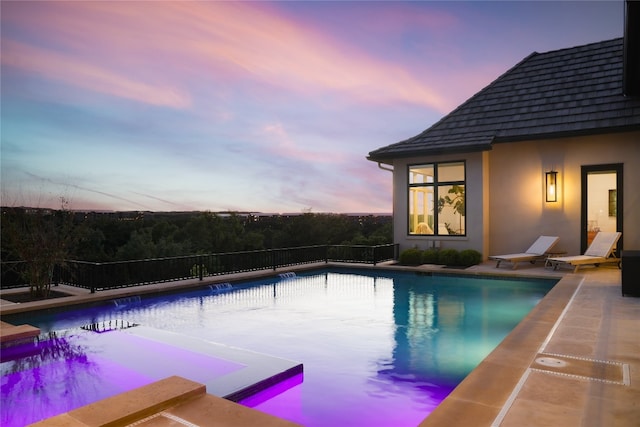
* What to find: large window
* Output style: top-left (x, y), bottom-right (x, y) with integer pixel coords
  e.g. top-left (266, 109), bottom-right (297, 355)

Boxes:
top-left (408, 162), bottom-right (465, 236)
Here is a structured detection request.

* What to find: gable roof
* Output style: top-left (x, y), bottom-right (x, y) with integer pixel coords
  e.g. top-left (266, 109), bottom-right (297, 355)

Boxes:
top-left (368, 38), bottom-right (640, 162)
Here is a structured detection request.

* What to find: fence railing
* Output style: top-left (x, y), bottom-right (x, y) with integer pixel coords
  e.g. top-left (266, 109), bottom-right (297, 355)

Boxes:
top-left (1, 244), bottom-right (398, 292)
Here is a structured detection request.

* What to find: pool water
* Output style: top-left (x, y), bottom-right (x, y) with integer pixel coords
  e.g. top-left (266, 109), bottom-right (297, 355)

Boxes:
top-left (1, 269), bottom-right (556, 426)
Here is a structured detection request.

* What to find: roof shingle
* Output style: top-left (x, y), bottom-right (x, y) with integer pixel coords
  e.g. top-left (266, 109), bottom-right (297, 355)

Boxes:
top-left (368, 38), bottom-right (640, 161)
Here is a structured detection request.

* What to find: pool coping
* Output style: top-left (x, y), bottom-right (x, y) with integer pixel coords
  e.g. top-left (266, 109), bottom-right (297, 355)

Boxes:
top-left (31, 375), bottom-right (303, 427)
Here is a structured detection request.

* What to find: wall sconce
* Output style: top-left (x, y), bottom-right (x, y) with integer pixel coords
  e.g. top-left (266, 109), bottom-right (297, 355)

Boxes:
top-left (545, 170), bottom-right (558, 202)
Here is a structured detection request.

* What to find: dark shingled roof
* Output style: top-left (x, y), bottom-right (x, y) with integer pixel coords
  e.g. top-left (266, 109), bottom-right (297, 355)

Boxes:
top-left (368, 38), bottom-right (640, 162)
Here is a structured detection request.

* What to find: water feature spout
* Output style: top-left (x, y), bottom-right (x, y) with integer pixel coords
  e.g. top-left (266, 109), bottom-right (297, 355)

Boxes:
top-left (209, 283), bottom-right (233, 293)
top-left (111, 296), bottom-right (142, 308)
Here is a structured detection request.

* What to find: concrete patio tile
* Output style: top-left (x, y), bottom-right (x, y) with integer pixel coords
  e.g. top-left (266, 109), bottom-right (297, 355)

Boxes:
top-left (515, 371), bottom-right (589, 409)
top-left (500, 397), bottom-right (584, 427)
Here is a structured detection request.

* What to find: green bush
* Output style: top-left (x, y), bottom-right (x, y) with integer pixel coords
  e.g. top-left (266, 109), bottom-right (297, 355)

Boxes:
top-left (189, 264), bottom-right (209, 277)
top-left (399, 248), bottom-right (423, 266)
top-left (421, 249), bottom-right (439, 264)
top-left (458, 249), bottom-right (483, 266)
top-left (437, 248), bottom-right (459, 266)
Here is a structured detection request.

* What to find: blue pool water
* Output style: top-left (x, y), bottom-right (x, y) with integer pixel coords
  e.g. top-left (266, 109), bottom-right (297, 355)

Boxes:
top-left (1, 269), bottom-right (556, 426)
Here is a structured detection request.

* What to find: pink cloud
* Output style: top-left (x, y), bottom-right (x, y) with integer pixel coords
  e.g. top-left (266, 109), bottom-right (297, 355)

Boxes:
top-left (2, 40), bottom-right (191, 109)
top-left (261, 123), bottom-right (311, 160)
top-left (2, 1), bottom-right (450, 112)
top-left (258, 122), bottom-right (344, 164)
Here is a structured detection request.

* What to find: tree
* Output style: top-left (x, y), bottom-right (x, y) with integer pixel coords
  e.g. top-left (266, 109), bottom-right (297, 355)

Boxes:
top-left (2, 199), bottom-right (75, 298)
top-left (115, 228), bottom-right (156, 260)
top-left (71, 224), bottom-right (108, 262)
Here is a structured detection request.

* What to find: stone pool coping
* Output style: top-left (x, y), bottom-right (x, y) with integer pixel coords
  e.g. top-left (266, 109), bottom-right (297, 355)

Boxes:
top-left (31, 375), bottom-right (302, 427)
top-left (2, 261), bottom-right (637, 426)
top-left (0, 320), bottom-right (40, 343)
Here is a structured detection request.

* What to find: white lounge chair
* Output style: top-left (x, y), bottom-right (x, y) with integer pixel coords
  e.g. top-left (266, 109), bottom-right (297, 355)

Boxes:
top-left (546, 231), bottom-right (621, 273)
top-left (489, 236), bottom-right (560, 269)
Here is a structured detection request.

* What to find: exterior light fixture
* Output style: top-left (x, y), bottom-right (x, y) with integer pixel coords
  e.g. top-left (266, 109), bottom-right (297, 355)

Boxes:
top-left (545, 170), bottom-right (558, 202)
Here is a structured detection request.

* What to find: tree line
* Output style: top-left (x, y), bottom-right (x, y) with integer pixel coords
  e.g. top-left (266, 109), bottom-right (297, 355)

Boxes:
top-left (1, 207), bottom-right (392, 263)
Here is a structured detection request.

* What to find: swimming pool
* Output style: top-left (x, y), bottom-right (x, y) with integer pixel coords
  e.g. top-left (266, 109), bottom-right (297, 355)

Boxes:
top-left (1, 268), bottom-right (557, 426)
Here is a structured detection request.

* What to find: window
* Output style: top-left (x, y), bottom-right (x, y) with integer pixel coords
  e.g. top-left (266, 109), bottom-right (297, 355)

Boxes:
top-left (408, 161), bottom-right (465, 236)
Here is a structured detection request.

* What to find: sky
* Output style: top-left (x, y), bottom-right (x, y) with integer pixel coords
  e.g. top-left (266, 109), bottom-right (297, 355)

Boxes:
top-left (1, 1), bottom-right (624, 214)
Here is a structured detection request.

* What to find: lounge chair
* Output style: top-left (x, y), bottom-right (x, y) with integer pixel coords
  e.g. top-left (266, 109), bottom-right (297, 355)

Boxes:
top-left (546, 231), bottom-right (621, 273)
top-left (489, 235), bottom-right (560, 269)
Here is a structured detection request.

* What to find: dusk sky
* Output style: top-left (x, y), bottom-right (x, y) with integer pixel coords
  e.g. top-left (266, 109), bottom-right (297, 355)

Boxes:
top-left (1, 1), bottom-right (623, 213)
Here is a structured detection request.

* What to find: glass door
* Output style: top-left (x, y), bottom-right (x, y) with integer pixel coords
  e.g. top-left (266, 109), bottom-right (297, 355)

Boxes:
top-left (581, 164), bottom-right (623, 255)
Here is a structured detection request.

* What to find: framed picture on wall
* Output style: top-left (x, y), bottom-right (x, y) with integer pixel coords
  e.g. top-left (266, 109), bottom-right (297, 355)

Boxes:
top-left (608, 189), bottom-right (617, 216)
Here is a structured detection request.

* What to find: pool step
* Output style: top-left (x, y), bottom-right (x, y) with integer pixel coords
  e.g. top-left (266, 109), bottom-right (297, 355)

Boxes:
top-left (30, 376), bottom-right (302, 427)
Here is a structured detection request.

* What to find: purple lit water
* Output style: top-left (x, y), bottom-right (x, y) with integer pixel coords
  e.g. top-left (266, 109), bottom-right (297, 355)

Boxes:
top-left (1, 329), bottom-right (243, 426)
top-left (1, 269), bottom-right (555, 426)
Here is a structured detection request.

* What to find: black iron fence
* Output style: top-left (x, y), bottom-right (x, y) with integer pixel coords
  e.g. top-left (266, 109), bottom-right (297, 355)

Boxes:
top-left (1, 244), bottom-right (398, 292)
top-left (1, 261), bottom-right (25, 290)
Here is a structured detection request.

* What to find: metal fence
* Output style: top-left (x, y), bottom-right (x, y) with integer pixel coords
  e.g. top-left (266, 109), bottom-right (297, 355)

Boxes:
top-left (1, 244), bottom-right (398, 293)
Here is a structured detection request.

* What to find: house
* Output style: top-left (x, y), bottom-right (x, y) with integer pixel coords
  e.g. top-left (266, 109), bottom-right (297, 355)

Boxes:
top-left (367, 3), bottom-right (640, 259)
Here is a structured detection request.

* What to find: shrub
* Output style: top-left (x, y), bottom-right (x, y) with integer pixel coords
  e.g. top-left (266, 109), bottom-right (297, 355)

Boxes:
top-left (421, 249), bottom-right (439, 264)
top-left (190, 264), bottom-right (209, 277)
top-left (399, 248), bottom-right (423, 266)
top-left (458, 249), bottom-right (483, 266)
top-left (437, 248), bottom-right (459, 266)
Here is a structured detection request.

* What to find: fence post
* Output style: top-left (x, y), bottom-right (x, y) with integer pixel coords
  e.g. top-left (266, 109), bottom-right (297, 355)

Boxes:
top-left (90, 263), bottom-right (96, 294)
top-left (53, 263), bottom-right (60, 286)
top-left (199, 255), bottom-right (204, 281)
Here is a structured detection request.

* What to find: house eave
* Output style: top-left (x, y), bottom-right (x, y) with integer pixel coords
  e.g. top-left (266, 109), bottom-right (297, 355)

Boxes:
top-left (367, 144), bottom-right (492, 164)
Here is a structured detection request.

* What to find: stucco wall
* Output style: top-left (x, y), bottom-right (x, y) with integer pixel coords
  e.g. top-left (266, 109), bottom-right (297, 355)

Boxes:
top-left (488, 131), bottom-right (640, 256)
top-left (389, 131), bottom-right (640, 259)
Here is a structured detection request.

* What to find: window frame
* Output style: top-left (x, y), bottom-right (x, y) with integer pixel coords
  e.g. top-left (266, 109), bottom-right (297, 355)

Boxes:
top-left (407, 160), bottom-right (466, 237)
